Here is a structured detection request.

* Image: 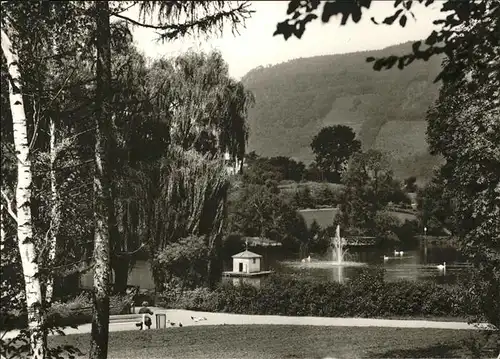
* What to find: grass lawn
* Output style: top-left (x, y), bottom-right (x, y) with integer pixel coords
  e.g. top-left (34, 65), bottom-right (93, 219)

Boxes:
top-left (48, 325), bottom-right (495, 359)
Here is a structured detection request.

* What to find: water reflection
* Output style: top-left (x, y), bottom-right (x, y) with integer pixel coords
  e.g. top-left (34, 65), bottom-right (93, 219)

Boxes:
top-left (223, 242), bottom-right (471, 285)
top-left (88, 242), bottom-right (471, 291)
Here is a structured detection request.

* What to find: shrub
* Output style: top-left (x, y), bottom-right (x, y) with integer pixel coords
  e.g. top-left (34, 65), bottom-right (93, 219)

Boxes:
top-left (163, 287), bottom-right (220, 312)
top-left (134, 289), bottom-right (156, 307)
top-left (3, 293), bottom-right (133, 330)
top-left (46, 293), bottom-right (131, 328)
top-left (163, 271), bottom-right (479, 319)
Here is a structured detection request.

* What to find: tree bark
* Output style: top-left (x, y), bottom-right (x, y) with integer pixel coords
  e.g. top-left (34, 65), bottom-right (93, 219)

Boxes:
top-left (1, 204), bottom-right (4, 248)
top-left (110, 189), bottom-right (127, 293)
top-left (45, 116), bottom-right (59, 303)
top-left (89, 2), bottom-right (113, 358)
top-left (111, 255), bottom-right (129, 294)
top-left (1, 27), bottom-right (47, 359)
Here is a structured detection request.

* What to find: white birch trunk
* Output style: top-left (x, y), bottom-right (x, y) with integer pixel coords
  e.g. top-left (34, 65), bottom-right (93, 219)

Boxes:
top-left (45, 117), bottom-right (58, 303)
top-left (1, 28), bottom-right (47, 359)
top-left (1, 204), bottom-right (4, 251)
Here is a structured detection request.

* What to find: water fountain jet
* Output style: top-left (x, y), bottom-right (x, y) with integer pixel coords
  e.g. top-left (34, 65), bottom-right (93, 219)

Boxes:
top-left (281, 225), bottom-right (365, 277)
top-left (332, 224), bottom-right (348, 265)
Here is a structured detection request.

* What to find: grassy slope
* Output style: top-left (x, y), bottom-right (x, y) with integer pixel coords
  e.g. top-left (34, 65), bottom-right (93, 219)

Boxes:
top-left (49, 325), bottom-right (484, 359)
top-left (278, 181), bottom-right (344, 194)
top-left (242, 41), bottom-right (444, 181)
top-left (298, 208), bottom-right (417, 228)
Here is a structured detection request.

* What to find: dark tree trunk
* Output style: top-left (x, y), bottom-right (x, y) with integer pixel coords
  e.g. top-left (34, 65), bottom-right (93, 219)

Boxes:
top-left (110, 187), bottom-right (127, 293)
top-left (112, 255), bottom-right (130, 293)
top-left (206, 259), bottom-right (212, 288)
top-left (206, 238), bottom-right (223, 289)
top-left (89, 2), bottom-right (113, 359)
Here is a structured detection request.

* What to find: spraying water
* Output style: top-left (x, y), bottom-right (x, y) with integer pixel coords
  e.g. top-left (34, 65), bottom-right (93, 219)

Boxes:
top-left (332, 224), bottom-right (349, 264)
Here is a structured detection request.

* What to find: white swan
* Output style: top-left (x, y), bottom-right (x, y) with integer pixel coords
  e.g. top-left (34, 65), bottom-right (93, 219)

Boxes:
top-left (437, 262), bottom-right (446, 270)
top-left (383, 255), bottom-right (389, 261)
top-left (399, 251), bottom-right (404, 256)
top-left (394, 250), bottom-right (399, 256)
top-left (301, 258), bottom-right (306, 263)
top-left (307, 255), bottom-right (311, 263)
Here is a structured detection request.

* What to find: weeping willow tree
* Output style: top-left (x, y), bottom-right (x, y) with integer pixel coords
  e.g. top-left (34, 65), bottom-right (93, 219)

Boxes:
top-left (146, 145), bottom-right (230, 291)
top-left (151, 50), bottom-right (254, 161)
top-left (119, 50), bottom-right (254, 293)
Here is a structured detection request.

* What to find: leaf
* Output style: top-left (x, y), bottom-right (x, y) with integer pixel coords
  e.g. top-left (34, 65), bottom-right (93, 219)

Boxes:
top-left (358, 0), bottom-right (372, 9)
top-left (352, 8), bottom-right (362, 23)
top-left (455, 2), bottom-right (471, 22)
top-left (399, 14), bottom-right (407, 27)
top-left (306, 0), bottom-right (321, 12)
top-left (404, 56), bottom-right (415, 67)
top-left (373, 59), bottom-right (384, 71)
top-left (383, 9), bottom-right (403, 25)
top-left (303, 13), bottom-right (318, 24)
top-left (273, 21), bottom-right (293, 40)
top-left (425, 31), bottom-right (438, 46)
top-left (340, 13), bottom-right (349, 26)
top-left (286, 0), bottom-right (302, 15)
top-left (398, 57), bottom-right (405, 70)
top-left (386, 55), bottom-right (399, 69)
top-left (321, 1), bottom-right (341, 23)
top-left (370, 16), bottom-right (379, 25)
top-left (412, 40), bottom-right (422, 53)
top-left (366, 57), bottom-right (376, 63)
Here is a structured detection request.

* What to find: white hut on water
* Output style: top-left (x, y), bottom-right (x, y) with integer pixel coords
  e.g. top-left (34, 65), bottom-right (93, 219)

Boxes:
top-left (223, 250), bottom-right (272, 277)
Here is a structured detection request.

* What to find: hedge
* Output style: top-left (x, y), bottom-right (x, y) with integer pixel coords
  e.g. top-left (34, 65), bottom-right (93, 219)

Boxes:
top-left (1, 293), bottom-right (132, 331)
top-left (163, 269), bottom-right (480, 319)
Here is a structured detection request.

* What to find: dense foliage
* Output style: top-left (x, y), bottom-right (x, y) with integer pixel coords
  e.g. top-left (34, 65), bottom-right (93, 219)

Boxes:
top-left (274, 0), bottom-right (500, 333)
top-left (227, 182), bottom-right (309, 254)
top-left (1, 293), bottom-right (132, 331)
top-left (310, 125), bottom-right (361, 182)
top-left (338, 150), bottom-right (410, 236)
top-left (163, 271), bottom-right (480, 319)
top-left (147, 148), bottom-right (230, 290)
top-left (1, 4), bottom-right (256, 357)
top-left (416, 171), bottom-right (456, 236)
top-left (242, 152), bottom-right (307, 184)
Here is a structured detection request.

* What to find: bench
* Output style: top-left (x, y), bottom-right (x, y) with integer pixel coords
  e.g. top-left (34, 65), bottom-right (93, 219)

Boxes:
top-left (109, 313), bottom-right (147, 326)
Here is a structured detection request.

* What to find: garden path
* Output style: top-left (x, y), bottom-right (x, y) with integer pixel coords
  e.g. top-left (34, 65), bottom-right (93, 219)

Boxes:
top-left (3, 308), bottom-right (492, 339)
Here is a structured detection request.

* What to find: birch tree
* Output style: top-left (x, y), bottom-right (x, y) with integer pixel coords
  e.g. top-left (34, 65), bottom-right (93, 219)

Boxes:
top-left (89, 2), bottom-right (113, 358)
top-left (44, 116), bottom-right (58, 303)
top-left (1, 24), bottom-right (46, 358)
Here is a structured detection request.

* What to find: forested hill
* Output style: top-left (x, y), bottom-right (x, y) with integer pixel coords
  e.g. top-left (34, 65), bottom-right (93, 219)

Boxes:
top-left (241, 41), bottom-right (444, 181)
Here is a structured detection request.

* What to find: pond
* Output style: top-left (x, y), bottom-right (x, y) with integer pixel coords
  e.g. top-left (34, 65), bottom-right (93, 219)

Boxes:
top-left (79, 241), bottom-right (470, 291)
top-left (222, 241), bottom-right (471, 286)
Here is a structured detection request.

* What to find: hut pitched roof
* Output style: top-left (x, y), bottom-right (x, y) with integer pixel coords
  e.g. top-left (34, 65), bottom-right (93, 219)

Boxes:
top-left (232, 250), bottom-right (262, 259)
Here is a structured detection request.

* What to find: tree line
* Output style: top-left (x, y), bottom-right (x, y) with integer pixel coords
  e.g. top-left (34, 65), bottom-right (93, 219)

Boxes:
top-left (1, 1), bottom-right (498, 358)
top-left (1, 2), bottom-right (254, 358)
top-left (276, 0), bottom-right (499, 342)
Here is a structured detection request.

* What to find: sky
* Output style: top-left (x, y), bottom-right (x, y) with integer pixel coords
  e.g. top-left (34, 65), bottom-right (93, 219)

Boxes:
top-left (128, 1), bottom-right (443, 80)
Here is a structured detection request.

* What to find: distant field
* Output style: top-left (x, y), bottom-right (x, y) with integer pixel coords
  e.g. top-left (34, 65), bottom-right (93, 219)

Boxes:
top-left (278, 181), bottom-right (343, 194)
top-left (299, 208), bottom-right (340, 228)
top-left (298, 207), bottom-right (417, 229)
top-left (47, 325), bottom-right (484, 359)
